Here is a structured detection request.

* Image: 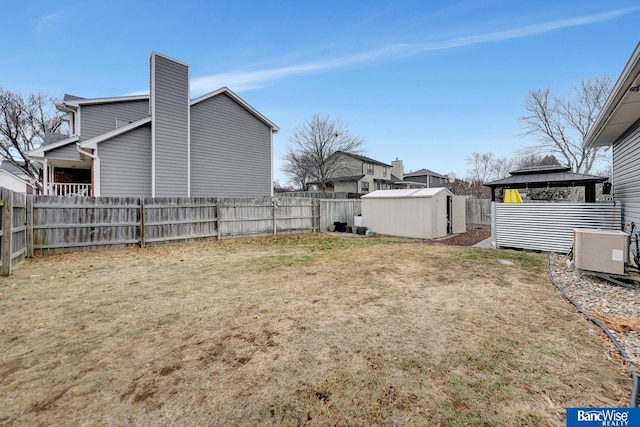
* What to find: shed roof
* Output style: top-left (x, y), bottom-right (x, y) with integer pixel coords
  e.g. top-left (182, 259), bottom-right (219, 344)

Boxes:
top-left (362, 187), bottom-right (453, 199)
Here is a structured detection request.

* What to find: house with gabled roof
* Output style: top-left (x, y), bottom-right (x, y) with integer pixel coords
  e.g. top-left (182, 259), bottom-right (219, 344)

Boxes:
top-left (403, 168), bottom-right (450, 188)
top-left (0, 160), bottom-right (36, 194)
top-left (311, 152), bottom-right (427, 194)
top-left (28, 51), bottom-right (279, 198)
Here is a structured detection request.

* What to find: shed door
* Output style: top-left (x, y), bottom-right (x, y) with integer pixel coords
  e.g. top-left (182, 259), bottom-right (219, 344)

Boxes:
top-left (436, 197), bottom-right (448, 238)
top-left (452, 196), bottom-right (466, 234)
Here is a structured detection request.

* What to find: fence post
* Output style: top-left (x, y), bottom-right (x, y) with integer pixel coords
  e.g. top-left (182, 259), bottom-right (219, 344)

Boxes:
top-left (216, 198), bottom-right (222, 241)
top-left (139, 198), bottom-right (146, 248)
top-left (272, 197), bottom-right (277, 236)
top-left (1, 188), bottom-right (13, 276)
top-left (25, 195), bottom-right (33, 258)
top-left (313, 199), bottom-right (318, 232)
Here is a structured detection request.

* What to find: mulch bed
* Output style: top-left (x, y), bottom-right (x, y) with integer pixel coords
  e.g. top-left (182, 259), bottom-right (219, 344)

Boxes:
top-left (430, 226), bottom-right (491, 246)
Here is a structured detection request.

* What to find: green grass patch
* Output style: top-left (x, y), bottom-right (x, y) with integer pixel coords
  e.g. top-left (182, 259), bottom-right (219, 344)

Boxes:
top-left (452, 247), bottom-right (546, 273)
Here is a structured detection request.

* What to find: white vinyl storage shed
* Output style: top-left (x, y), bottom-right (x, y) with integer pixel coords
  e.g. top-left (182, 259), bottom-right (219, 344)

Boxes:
top-left (361, 188), bottom-right (466, 239)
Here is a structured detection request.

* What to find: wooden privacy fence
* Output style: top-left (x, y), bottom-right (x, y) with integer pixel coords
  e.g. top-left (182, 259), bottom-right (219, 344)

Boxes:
top-left (0, 188), bottom-right (366, 274)
top-left (466, 197), bottom-right (491, 225)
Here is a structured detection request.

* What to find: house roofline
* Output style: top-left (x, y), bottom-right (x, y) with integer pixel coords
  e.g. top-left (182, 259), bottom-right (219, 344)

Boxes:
top-left (62, 94), bottom-right (150, 108)
top-left (151, 51), bottom-right (190, 68)
top-left (80, 116), bottom-right (152, 149)
top-left (0, 169), bottom-right (35, 188)
top-left (584, 41), bottom-right (640, 148)
top-left (28, 135), bottom-right (80, 158)
top-left (191, 86), bottom-right (280, 133)
top-left (333, 151), bottom-right (392, 167)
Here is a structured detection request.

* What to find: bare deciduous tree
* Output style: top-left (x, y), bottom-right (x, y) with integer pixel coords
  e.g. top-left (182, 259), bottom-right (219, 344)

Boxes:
top-left (0, 86), bottom-right (63, 191)
top-left (283, 114), bottom-right (364, 191)
top-left (519, 76), bottom-right (611, 174)
top-left (281, 150), bottom-right (314, 191)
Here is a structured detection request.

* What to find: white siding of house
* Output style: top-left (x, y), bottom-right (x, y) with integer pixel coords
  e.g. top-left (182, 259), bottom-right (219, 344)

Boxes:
top-left (0, 171), bottom-right (29, 193)
top-left (613, 122), bottom-right (640, 228)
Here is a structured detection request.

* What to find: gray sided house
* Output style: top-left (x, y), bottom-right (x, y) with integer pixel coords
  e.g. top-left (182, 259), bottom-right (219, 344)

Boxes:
top-left (403, 168), bottom-right (449, 188)
top-left (28, 52), bottom-right (278, 198)
top-left (584, 42), bottom-right (640, 228)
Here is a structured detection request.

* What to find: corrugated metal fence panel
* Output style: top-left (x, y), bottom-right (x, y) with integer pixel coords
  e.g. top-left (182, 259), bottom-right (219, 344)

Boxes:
top-left (320, 199), bottom-right (362, 232)
top-left (495, 203), bottom-right (621, 253)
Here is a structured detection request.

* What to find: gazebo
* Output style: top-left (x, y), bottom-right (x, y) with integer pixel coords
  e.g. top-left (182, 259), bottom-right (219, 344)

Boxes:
top-left (484, 165), bottom-right (609, 203)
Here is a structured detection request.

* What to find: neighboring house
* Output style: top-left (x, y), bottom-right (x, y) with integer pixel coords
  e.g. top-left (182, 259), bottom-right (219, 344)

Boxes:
top-left (389, 159), bottom-right (437, 190)
top-left (28, 51), bottom-right (279, 198)
top-left (312, 152), bottom-right (394, 194)
top-left (584, 42), bottom-right (640, 228)
top-left (0, 160), bottom-right (35, 194)
top-left (403, 168), bottom-right (450, 188)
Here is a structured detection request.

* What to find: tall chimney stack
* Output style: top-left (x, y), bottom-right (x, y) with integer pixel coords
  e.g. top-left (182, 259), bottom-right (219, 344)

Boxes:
top-left (391, 158), bottom-right (404, 180)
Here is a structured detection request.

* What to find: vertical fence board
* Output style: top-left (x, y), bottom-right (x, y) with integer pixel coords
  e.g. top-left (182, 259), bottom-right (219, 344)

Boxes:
top-left (319, 199), bottom-right (362, 232)
top-left (1, 188), bottom-right (11, 275)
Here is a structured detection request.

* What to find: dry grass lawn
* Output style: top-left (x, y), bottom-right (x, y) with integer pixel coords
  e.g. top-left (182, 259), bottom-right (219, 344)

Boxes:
top-left (0, 234), bottom-right (631, 426)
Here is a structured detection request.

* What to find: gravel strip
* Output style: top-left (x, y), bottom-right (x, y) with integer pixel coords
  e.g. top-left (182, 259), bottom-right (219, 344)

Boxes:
top-left (549, 254), bottom-right (640, 372)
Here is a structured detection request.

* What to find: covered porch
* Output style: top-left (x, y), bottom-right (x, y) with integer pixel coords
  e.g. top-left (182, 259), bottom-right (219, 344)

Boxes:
top-left (40, 157), bottom-right (93, 196)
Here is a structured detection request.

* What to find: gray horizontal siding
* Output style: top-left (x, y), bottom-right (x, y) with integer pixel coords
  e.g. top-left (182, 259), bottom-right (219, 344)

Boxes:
top-left (152, 54), bottom-right (189, 197)
top-left (495, 202), bottom-right (621, 253)
top-left (79, 100), bottom-right (149, 142)
top-left (98, 125), bottom-right (152, 197)
top-left (190, 93), bottom-right (271, 197)
top-left (613, 124), bottom-right (640, 227)
top-left (45, 142), bottom-right (81, 160)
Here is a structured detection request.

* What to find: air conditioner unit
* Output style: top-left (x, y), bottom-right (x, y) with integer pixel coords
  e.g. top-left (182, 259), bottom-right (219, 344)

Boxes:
top-left (573, 229), bottom-right (629, 275)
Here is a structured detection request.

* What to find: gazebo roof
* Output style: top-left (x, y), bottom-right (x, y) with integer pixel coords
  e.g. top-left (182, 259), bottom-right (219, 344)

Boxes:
top-left (484, 165), bottom-right (607, 189)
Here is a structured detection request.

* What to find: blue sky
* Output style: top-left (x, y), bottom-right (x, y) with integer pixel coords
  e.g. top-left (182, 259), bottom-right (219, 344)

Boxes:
top-left (2, 1), bottom-right (639, 184)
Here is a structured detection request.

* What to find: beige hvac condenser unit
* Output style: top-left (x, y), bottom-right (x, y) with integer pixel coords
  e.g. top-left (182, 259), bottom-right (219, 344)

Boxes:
top-left (573, 229), bottom-right (629, 275)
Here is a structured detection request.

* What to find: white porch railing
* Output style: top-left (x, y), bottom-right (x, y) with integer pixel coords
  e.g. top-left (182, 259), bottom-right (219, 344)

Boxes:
top-left (47, 183), bottom-right (92, 196)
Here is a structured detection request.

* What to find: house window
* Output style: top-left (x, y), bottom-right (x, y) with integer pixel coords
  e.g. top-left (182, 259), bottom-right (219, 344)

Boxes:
top-left (361, 181), bottom-right (369, 193)
top-left (116, 118), bottom-right (132, 128)
top-left (383, 167), bottom-right (387, 177)
top-left (367, 163), bottom-right (374, 174)
top-left (376, 182), bottom-right (381, 190)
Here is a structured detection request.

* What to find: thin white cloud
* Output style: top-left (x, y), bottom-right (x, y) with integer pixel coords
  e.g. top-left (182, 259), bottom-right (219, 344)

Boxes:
top-left (36, 9), bottom-right (70, 32)
top-left (190, 7), bottom-right (638, 95)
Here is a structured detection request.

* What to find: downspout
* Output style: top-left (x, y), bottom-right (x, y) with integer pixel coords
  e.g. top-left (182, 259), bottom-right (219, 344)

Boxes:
top-left (77, 144), bottom-right (100, 196)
